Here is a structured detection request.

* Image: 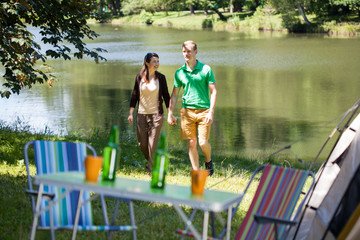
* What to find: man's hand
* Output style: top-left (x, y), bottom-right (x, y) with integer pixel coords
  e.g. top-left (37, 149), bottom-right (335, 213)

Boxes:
top-left (167, 113), bottom-right (177, 125)
top-left (205, 111), bottom-right (214, 125)
top-left (167, 87), bottom-right (179, 125)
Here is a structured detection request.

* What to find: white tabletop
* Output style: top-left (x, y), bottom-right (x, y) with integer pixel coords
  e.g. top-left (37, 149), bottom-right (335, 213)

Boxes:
top-left (34, 171), bottom-right (243, 212)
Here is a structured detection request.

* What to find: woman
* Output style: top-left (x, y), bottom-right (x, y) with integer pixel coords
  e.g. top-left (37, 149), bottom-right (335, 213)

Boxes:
top-left (128, 52), bottom-right (170, 173)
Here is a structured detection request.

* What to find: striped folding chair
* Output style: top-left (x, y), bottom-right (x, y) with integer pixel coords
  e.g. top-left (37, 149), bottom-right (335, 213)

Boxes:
top-left (24, 140), bottom-right (137, 240)
top-left (175, 165), bottom-right (314, 240)
top-left (232, 165), bottom-right (315, 240)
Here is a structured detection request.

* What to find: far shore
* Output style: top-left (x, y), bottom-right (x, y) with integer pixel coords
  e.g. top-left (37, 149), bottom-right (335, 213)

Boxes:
top-left (88, 10), bottom-right (360, 38)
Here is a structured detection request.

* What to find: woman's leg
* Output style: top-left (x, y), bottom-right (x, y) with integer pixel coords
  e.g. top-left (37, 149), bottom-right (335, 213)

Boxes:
top-left (137, 114), bottom-right (150, 163)
top-left (147, 114), bottom-right (164, 171)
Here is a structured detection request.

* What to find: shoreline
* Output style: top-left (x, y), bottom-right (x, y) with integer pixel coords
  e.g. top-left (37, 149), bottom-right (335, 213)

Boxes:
top-left (89, 10), bottom-right (360, 38)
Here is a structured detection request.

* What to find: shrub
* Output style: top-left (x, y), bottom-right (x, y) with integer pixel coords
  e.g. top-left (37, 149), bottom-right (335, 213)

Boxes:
top-left (140, 10), bottom-right (153, 24)
top-left (202, 18), bottom-right (213, 29)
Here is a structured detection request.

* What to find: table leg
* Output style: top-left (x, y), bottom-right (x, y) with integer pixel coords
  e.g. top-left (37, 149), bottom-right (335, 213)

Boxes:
top-left (129, 200), bottom-right (137, 240)
top-left (101, 195), bottom-right (110, 225)
top-left (226, 206), bottom-right (232, 240)
top-left (107, 198), bottom-right (120, 240)
top-left (72, 189), bottom-right (84, 240)
top-left (202, 211), bottom-right (209, 240)
top-left (211, 212), bottom-right (216, 238)
top-left (180, 210), bottom-right (197, 240)
top-left (173, 205), bottom-right (202, 240)
top-left (30, 183), bottom-right (44, 240)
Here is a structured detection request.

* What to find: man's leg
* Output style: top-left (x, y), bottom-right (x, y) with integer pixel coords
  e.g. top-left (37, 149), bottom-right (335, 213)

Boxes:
top-left (188, 138), bottom-right (199, 170)
top-left (199, 138), bottom-right (211, 163)
top-left (199, 138), bottom-right (213, 175)
top-left (180, 108), bottom-right (199, 170)
top-left (198, 109), bottom-right (214, 176)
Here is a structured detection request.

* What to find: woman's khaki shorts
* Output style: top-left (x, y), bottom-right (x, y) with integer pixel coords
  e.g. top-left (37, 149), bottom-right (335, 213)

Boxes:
top-left (180, 108), bottom-right (211, 140)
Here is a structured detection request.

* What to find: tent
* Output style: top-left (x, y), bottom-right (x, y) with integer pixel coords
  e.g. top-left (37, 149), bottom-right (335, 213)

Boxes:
top-left (289, 98), bottom-right (360, 240)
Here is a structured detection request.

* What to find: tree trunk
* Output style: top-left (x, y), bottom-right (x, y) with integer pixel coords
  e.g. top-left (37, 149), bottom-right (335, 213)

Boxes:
top-left (212, 7), bottom-right (227, 21)
top-left (116, 0), bottom-right (123, 17)
top-left (234, 2), bottom-right (243, 12)
top-left (110, 0), bottom-right (117, 16)
top-left (230, 0), bottom-right (234, 13)
top-left (298, 3), bottom-right (311, 25)
top-left (109, 0), bottom-right (123, 16)
top-left (190, 5), bottom-right (195, 15)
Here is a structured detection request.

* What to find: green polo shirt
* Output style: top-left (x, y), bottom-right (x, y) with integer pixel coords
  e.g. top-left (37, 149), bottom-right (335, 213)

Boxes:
top-left (174, 60), bottom-right (216, 109)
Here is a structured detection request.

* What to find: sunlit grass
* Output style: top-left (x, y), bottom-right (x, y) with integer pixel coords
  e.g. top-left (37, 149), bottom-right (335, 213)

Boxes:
top-left (106, 9), bottom-right (360, 36)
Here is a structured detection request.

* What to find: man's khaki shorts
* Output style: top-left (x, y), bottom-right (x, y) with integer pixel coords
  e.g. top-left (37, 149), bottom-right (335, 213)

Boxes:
top-left (180, 108), bottom-right (211, 140)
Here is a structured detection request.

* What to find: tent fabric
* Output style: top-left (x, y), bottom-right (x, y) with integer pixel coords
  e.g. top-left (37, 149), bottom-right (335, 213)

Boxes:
top-left (329, 167), bottom-right (360, 238)
top-left (290, 113), bottom-right (360, 240)
top-left (344, 213), bottom-right (360, 240)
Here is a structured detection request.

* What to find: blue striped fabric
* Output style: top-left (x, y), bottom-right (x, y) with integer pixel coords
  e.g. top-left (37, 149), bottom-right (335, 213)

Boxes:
top-left (52, 225), bottom-right (135, 231)
top-left (33, 141), bottom-right (92, 228)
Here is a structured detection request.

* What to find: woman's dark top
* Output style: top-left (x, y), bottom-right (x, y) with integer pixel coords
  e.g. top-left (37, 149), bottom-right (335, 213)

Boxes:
top-left (130, 71), bottom-right (170, 114)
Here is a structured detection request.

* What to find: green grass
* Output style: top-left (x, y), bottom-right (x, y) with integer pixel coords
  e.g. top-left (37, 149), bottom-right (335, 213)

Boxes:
top-left (105, 9), bottom-right (360, 36)
top-left (0, 120), bottom-right (316, 239)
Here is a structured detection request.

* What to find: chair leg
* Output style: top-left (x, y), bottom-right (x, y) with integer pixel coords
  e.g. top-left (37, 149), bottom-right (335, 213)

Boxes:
top-left (274, 222), bottom-right (279, 240)
top-left (30, 184), bottom-right (44, 240)
top-left (50, 203), bottom-right (55, 240)
top-left (72, 189), bottom-right (83, 240)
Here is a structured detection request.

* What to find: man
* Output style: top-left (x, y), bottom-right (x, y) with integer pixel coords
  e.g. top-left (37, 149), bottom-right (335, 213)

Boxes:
top-left (168, 40), bottom-right (217, 176)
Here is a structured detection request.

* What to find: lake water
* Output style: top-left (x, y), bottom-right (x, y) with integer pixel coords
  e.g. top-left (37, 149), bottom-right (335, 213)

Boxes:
top-left (1, 24), bottom-right (360, 163)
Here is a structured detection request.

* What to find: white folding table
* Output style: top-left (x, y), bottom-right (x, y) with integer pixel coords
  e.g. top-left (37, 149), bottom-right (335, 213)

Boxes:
top-left (31, 172), bottom-right (243, 240)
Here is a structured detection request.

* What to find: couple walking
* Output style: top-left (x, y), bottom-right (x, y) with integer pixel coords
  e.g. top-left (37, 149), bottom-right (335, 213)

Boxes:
top-left (128, 40), bottom-right (217, 176)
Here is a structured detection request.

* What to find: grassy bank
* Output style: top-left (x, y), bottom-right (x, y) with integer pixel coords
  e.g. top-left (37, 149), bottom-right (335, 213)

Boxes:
top-left (106, 8), bottom-right (360, 37)
top-left (0, 120), bottom-right (315, 239)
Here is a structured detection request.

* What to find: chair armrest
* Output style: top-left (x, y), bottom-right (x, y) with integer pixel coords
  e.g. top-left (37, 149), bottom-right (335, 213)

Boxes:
top-left (254, 214), bottom-right (297, 226)
top-left (25, 189), bottom-right (55, 200)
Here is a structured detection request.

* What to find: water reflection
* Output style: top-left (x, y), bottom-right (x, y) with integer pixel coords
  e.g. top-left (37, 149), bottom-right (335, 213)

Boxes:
top-left (1, 24), bottom-right (360, 163)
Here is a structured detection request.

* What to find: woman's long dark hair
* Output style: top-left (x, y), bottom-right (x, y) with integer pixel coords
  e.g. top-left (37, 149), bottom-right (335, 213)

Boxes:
top-left (140, 52), bottom-right (159, 83)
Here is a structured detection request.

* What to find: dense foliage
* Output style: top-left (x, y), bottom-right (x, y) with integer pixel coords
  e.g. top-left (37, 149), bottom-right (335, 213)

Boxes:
top-left (0, 0), bottom-right (106, 98)
top-left (101, 0), bottom-right (359, 17)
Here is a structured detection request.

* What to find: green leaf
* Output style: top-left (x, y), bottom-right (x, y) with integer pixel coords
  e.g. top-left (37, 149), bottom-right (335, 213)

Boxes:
top-left (7, 9), bottom-right (17, 14)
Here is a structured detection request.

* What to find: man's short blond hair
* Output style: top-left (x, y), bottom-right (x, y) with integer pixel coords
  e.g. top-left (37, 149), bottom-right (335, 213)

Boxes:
top-left (182, 40), bottom-right (197, 51)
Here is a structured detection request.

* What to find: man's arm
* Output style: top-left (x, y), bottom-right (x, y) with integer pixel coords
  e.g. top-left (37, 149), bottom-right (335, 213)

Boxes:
top-left (167, 87), bottom-right (180, 125)
top-left (206, 83), bottom-right (217, 124)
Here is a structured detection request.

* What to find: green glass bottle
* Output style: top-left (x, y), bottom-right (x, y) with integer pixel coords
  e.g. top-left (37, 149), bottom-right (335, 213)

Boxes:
top-left (151, 132), bottom-right (169, 189)
top-left (102, 125), bottom-right (120, 181)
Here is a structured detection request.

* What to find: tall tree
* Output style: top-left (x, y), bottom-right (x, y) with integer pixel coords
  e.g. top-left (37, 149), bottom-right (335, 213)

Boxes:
top-left (185, 0), bottom-right (199, 14)
top-left (268, 0), bottom-right (311, 25)
top-left (232, 0), bottom-right (246, 12)
top-left (332, 0), bottom-right (360, 17)
top-left (109, 0), bottom-right (123, 16)
top-left (0, 0), bottom-right (106, 98)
